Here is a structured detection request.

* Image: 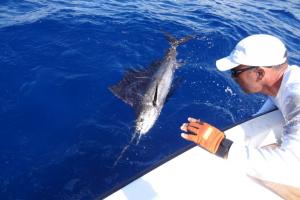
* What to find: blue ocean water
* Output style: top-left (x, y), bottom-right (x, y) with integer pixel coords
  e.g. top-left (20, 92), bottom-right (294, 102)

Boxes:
top-left (0, 0), bottom-right (300, 199)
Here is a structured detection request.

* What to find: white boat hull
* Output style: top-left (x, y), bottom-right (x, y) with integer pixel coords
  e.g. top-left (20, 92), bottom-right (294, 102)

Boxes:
top-left (104, 110), bottom-right (284, 200)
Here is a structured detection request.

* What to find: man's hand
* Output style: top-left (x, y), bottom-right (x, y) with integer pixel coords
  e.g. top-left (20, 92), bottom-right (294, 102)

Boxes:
top-left (180, 117), bottom-right (225, 154)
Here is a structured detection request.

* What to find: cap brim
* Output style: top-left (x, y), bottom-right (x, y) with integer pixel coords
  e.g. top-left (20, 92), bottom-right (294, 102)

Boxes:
top-left (216, 56), bottom-right (239, 71)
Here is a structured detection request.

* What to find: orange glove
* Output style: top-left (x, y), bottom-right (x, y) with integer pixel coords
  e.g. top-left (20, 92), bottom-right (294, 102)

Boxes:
top-left (181, 118), bottom-right (225, 154)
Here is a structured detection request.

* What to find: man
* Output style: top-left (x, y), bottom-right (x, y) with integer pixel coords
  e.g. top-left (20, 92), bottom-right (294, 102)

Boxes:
top-left (180, 34), bottom-right (300, 199)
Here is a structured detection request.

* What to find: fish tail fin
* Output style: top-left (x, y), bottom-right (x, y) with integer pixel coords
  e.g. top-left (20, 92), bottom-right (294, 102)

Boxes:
top-left (163, 32), bottom-right (194, 47)
top-left (163, 32), bottom-right (177, 44)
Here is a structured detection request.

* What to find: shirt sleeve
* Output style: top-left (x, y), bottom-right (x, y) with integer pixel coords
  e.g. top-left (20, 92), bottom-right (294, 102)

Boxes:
top-left (254, 98), bottom-right (277, 116)
top-left (227, 84), bottom-right (300, 188)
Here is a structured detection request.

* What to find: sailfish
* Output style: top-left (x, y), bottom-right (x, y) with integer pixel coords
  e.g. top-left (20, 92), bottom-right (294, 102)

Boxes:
top-left (109, 33), bottom-right (193, 135)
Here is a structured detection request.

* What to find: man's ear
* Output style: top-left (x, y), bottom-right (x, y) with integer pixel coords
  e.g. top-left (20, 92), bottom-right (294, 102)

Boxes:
top-left (256, 68), bottom-right (265, 81)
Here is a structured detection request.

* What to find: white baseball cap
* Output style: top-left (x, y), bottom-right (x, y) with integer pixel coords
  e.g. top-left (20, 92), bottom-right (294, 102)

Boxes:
top-left (216, 34), bottom-right (287, 71)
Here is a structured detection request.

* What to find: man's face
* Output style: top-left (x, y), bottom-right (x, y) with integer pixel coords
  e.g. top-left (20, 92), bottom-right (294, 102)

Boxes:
top-left (231, 65), bottom-right (263, 94)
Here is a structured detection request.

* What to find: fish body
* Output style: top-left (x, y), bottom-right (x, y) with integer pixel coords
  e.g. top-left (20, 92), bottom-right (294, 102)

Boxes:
top-left (109, 33), bottom-right (192, 134)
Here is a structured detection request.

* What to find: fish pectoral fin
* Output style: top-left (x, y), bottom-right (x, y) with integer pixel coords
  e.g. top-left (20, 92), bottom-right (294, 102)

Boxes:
top-left (152, 83), bottom-right (159, 107)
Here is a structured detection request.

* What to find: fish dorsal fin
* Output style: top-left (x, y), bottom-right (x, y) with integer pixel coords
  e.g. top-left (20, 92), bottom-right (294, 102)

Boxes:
top-left (109, 68), bottom-right (152, 108)
top-left (149, 60), bottom-right (162, 70)
top-left (152, 83), bottom-right (158, 107)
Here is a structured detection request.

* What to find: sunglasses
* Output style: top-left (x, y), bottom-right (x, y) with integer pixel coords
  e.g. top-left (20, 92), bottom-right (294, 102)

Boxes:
top-left (231, 66), bottom-right (258, 77)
